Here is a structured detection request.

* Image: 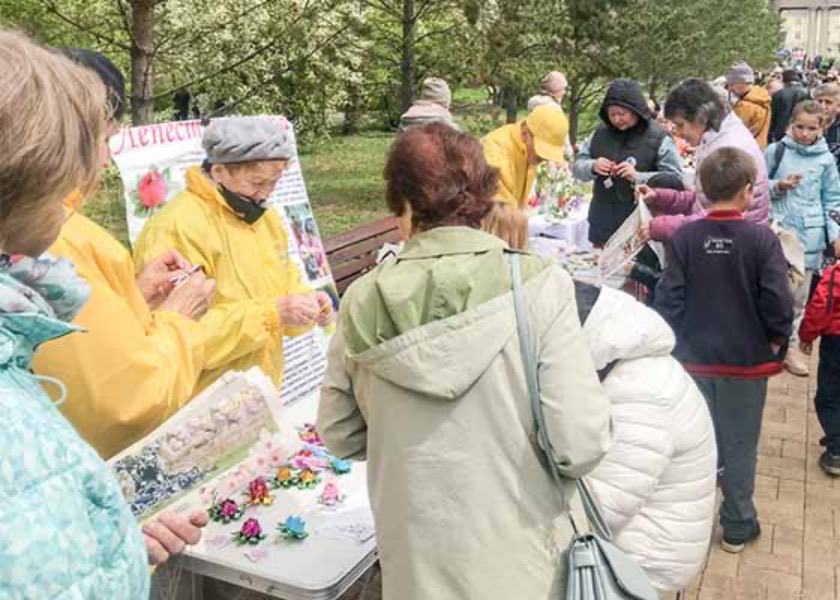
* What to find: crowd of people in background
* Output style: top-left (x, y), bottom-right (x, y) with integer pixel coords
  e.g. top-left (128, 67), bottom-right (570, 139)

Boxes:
top-left (6, 19), bottom-right (840, 600)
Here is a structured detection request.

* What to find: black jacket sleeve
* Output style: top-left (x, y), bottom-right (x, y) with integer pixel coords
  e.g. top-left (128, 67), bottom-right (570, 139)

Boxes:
top-left (654, 239), bottom-right (687, 335)
top-left (758, 233), bottom-right (795, 340)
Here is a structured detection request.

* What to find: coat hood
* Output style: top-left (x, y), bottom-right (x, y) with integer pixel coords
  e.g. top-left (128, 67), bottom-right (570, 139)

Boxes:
top-left (599, 79), bottom-right (651, 130)
top-left (341, 228), bottom-right (552, 400)
top-left (581, 285), bottom-right (675, 370)
top-left (782, 135), bottom-right (831, 157)
top-left (738, 85), bottom-right (771, 109)
top-left (0, 253), bottom-right (87, 367)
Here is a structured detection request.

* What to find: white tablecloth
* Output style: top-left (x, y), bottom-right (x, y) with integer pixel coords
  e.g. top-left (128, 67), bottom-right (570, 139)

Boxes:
top-left (527, 203), bottom-right (593, 250)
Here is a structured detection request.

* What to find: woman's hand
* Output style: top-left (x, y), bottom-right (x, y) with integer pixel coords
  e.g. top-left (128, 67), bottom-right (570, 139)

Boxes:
top-left (636, 184), bottom-right (656, 205)
top-left (277, 294), bottom-right (321, 327)
top-left (613, 161), bottom-right (637, 182)
top-left (592, 158), bottom-right (615, 177)
top-left (144, 510), bottom-right (208, 566)
top-left (158, 272), bottom-right (216, 319)
top-left (314, 292), bottom-right (335, 327)
top-left (136, 250), bottom-right (191, 309)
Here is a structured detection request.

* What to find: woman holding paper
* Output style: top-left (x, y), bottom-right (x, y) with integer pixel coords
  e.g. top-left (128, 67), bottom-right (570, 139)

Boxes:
top-left (317, 123), bottom-right (611, 600)
top-left (638, 78), bottom-right (771, 243)
top-left (133, 116), bottom-right (334, 393)
top-left (0, 30), bottom-right (205, 599)
top-left (33, 48), bottom-right (217, 460)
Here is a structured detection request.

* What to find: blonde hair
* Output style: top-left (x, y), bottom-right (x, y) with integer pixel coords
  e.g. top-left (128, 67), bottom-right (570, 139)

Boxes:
top-left (815, 83), bottom-right (840, 100)
top-left (0, 30), bottom-right (106, 251)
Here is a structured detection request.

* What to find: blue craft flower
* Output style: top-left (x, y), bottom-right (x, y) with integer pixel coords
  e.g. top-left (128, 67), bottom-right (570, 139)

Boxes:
top-left (330, 457), bottom-right (352, 475)
top-left (277, 516), bottom-right (309, 540)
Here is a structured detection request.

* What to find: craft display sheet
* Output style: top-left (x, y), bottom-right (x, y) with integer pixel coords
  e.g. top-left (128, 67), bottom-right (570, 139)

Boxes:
top-left (180, 394), bottom-right (378, 597)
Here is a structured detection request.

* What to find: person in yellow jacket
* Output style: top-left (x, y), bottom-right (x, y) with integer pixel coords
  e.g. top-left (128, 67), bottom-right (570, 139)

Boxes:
top-left (134, 116), bottom-right (334, 393)
top-left (480, 103), bottom-right (569, 248)
top-left (33, 49), bottom-right (217, 460)
top-left (726, 62), bottom-right (772, 149)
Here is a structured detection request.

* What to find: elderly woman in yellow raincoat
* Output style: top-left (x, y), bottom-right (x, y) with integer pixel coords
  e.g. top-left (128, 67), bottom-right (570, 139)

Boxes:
top-left (133, 116), bottom-right (333, 393)
top-left (33, 49), bottom-right (217, 460)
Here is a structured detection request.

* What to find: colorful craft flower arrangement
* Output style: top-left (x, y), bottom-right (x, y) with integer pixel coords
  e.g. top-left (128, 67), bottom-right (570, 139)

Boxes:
top-left (528, 162), bottom-right (587, 220)
top-left (207, 424), bottom-right (353, 546)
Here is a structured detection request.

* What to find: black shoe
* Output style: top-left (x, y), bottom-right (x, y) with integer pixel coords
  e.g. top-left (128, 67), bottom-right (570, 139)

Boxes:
top-left (819, 451), bottom-right (840, 477)
top-left (721, 521), bottom-right (762, 554)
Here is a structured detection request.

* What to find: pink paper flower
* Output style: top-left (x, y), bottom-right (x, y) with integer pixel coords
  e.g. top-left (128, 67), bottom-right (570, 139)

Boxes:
top-left (219, 499), bottom-right (240, 519)
top-left (241, 518), bottom-right (262, 538)
top-left (137, 170), bottom-right (168, 209)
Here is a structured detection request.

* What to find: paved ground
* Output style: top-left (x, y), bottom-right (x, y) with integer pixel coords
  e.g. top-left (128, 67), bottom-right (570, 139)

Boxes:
top-left (686, 354), bottom-right (838, 600)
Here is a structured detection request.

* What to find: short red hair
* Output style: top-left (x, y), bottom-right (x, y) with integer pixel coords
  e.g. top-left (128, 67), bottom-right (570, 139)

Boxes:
top-left (384, 123), bottom-right (497, 230)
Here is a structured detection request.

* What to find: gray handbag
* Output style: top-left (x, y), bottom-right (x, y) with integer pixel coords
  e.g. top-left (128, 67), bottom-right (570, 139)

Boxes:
top-left (508, 252), bottom-right (659, 600)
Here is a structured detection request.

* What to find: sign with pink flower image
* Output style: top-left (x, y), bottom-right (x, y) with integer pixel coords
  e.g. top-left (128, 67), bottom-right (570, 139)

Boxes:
top-left (130, 166), bottom-right (177, 218)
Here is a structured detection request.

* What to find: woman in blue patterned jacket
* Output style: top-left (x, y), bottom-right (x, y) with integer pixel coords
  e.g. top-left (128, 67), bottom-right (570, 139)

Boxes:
top-left (0, 30), bottom-right (205, 599)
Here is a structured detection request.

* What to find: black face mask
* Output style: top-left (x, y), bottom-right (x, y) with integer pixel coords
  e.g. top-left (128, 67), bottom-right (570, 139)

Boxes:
top-left (218, 185), bottom-right (267, 224)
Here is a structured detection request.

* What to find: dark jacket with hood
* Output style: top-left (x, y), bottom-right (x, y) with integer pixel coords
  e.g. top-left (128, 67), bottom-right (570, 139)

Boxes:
top-left (577, 79), bottom-right (669, 246)
top-left (769, 82), bottom-right (810, 143)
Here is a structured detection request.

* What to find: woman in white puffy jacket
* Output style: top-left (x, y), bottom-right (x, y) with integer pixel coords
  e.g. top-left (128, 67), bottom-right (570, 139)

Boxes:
top-left (575, 282), bottom-right (718, 597)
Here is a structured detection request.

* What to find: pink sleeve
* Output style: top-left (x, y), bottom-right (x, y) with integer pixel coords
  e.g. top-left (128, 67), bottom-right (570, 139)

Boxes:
top-left (647, 188), bottom-right (697, 216)
top-left (649, 212), bottom-right (706, 242)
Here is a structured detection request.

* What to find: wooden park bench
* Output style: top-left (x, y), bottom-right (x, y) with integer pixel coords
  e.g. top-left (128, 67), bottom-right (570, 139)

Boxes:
top-left (325, 216), bottom-right (401, 296)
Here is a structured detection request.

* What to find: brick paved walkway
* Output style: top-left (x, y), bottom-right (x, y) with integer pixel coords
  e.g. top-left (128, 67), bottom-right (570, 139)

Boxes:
top-left (687, 354), bottom-right (837, 600)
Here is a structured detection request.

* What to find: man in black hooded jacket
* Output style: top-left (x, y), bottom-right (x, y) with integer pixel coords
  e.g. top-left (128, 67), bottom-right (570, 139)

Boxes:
top-left (573, 79), bottom-right (683, 246)
top-left (769, 69), bottom-right (811, 143)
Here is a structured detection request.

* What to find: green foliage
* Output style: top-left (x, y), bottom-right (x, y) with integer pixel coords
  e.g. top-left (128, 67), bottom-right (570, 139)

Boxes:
top-left (622, 0), bottom-right (783, 97)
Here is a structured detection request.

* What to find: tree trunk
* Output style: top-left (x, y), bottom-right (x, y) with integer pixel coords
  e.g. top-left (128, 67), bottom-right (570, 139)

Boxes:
top-left (568, 93), bottom-right (580, 146)
top-left (342, 81), bottom-right (362, 135)
top-left (130, 0), bottom-right (156, 125)
top-left (399, 0), bottom-right (416, 114)
top-left (504, 85), bottom-right (518, 123)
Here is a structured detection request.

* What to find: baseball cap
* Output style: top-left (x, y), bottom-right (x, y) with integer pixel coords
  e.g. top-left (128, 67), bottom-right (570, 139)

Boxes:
top-left (526, 104), bottom-right (568, 163)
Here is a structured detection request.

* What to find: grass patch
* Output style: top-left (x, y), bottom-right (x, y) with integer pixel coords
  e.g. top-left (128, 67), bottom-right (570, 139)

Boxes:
top-left (81, 170), bottom-right (130, 247)
top-left (300, 132), bottom-right (394, 238)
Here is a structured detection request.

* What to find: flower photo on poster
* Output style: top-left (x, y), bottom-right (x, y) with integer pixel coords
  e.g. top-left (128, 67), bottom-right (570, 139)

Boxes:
top-left (130, 166), bottom-right (181, 218)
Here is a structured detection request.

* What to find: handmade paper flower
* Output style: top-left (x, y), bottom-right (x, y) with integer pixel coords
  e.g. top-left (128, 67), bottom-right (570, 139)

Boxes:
top-left (330, 457), bottom-right (352, 475)
top-left (209, 498), bottom-right (244, 524)
top-left (277, 516), bottom-right (309, 540)
top-left (137, 170), bottom-right (168, 209)
top-left (291, 450), bottom-right (330, 472)
top-left (318, 482), bottom-right (344, 507)
top-left (274, 466), bottom-right (298, 489)
top-left (245, 477), bottom-right (274, 506)
top-left (296, 469), bottom-right (321, 490)
top-left (298, 424), bottom-right (323, 446)
top-left (234, 518), bottom-right (266, 545)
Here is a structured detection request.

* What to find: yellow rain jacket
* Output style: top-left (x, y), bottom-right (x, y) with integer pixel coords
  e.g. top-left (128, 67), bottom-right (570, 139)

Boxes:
top-left (482, 123), bottom-right (536, 209)
top-left (733, 85), bottom-right (772, 150)
top-left (33, 194), bottom-right (205, 459)
top-left (133, 166), bottom-right (313, 393)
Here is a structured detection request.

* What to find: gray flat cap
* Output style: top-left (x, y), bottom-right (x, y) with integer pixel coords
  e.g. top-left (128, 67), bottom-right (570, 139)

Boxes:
top-left (203, 116), bottom-right (294, 164)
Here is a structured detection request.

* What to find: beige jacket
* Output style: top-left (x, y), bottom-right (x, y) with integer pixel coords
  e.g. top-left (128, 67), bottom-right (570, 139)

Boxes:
top-left (317, 228), bottom-right (612, 600)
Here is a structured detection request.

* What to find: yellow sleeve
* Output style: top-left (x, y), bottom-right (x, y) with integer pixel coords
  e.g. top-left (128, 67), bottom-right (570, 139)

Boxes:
top-left (134, 217), bottom-right (282, 373)
top-left (737, 104), bottom-right (763, 139)
top-left (483, 137), bottom-right (519, 207)
top-left (33, 279), bottom-right (205, 460)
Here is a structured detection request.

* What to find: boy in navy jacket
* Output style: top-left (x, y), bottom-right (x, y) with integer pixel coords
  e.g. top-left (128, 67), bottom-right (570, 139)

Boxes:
top-left (655, 147), bottom-right (794, 554)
